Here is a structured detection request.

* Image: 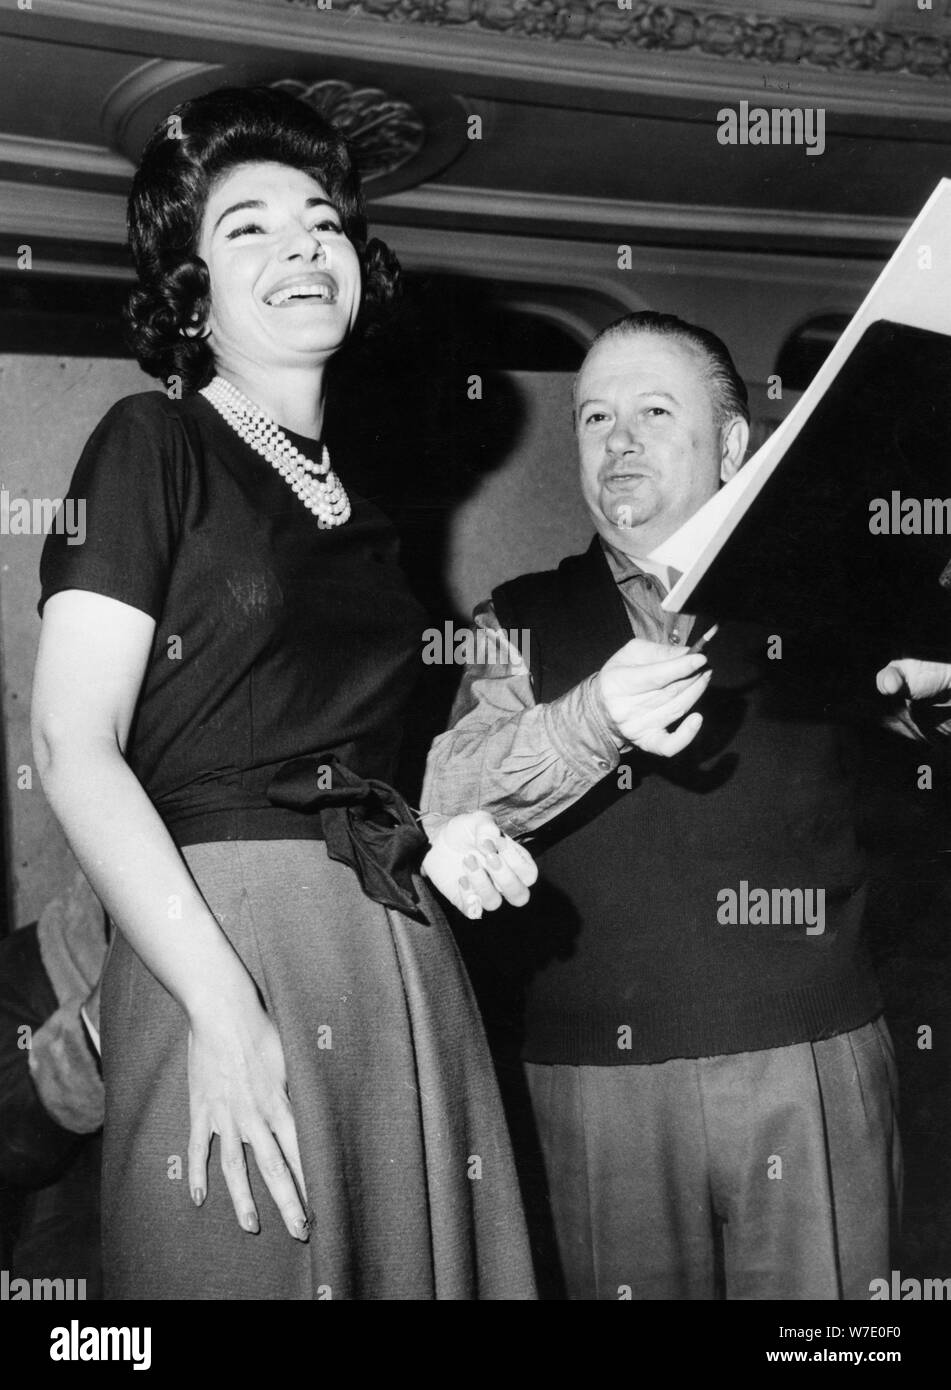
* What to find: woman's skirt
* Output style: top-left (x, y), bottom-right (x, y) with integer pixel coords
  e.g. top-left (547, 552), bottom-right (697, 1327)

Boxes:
top-left (99, 838), bottom-right (537, 1300)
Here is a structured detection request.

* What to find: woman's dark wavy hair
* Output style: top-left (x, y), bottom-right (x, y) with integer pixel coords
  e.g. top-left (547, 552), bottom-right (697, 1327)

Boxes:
top-left (125, 85), bottom-right (401, 392)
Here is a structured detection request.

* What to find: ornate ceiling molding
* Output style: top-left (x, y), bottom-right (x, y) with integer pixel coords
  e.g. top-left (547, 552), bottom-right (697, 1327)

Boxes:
top-left (0, 132), bottom-right (133, 180)
top-left (0, 181), bottom-right (127, 245)
top-left (374, 182), bottom-right (908, 247)
top-left (0, 174), bottom-right (908, 258)
top-left (5, 2), bottom-right (951, 124)
top-left (100, 59), bottom-right (468, 197)
top-left (0, 193), bottom-right (878, 309)
top-left (289, 0), bottom-right (951, 82)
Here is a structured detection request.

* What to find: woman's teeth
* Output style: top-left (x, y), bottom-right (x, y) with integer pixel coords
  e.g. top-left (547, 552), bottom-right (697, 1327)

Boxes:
top-left (266, 284), bottom-right (335, 307)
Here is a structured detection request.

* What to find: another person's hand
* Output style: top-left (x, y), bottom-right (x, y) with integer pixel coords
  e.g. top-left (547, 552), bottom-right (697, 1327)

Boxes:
top-left (82, 976), bottom-right (102, 1038)
top-left (876, 658), bottom-right (951, 704)
top-left (187, 997), bottom-right (309, 1241)
top-left (422, 811), bottom-right (538, 919)
top-left (597, 638), bottom-right (711, 755)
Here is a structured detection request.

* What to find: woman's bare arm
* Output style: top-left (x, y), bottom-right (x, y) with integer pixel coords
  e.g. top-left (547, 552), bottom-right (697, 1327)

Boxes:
top-left (32, 589), bottom-right (309, 1239)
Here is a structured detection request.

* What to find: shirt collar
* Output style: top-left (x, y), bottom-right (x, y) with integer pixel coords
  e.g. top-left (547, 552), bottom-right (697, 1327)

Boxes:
top-left (599, 537), bottom-right (677, 596)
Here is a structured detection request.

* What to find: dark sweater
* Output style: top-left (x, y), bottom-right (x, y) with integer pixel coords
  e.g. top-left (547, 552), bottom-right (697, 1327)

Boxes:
top-left (491, 538), bottom-right (882, 1065)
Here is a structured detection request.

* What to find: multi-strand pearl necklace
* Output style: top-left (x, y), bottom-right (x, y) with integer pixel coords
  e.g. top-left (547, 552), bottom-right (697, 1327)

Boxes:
top-left (199, 375), bottom-right (351, 529)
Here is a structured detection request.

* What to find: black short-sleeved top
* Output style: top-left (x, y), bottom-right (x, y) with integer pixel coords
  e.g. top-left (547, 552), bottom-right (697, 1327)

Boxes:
top-left (40, 391), bottom-right (428, 847)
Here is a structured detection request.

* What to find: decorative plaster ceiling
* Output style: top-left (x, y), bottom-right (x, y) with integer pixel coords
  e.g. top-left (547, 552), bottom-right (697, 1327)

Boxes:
top-left (101, 58), bottom-right (469, 197)
top-left (0, 0), bottom-right (950, 281)
top-left (285, 0), bottom-right (951, 85)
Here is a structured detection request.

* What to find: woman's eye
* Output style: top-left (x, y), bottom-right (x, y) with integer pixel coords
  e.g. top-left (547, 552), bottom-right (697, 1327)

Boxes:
top-left (226, 222), bottom-right (265, 239)
top-left (584, 413), bottom-right (609, 426)
top-left (645, 406), bottom-right (670, 418)
top-left (312, 219), bottom-right (342, 234)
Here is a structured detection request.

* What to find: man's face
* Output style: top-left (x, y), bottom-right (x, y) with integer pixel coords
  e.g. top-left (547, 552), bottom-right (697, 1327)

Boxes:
top-left (575, 332), bottom-right (741, 556)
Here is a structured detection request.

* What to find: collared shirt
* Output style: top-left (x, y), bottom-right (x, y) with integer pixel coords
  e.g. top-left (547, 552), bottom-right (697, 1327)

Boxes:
top-left (421, 538), bottom-right (696, 837)
top-left (421, 537), bottom-right (950, 836)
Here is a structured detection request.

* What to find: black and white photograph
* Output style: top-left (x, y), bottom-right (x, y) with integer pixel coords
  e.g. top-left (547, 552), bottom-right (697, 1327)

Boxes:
top-left (0, 0), bottom-right (949, 1355)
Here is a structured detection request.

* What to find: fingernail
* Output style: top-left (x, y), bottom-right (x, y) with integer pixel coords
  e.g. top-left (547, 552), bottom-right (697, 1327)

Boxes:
top-left (480, 839), bottom-right (499, 856)
top-left (294, 1217), bottom-right (310, 1242)
top-left (191, 1187), bottom-right (205, 1207)
top-left (458, 875), bottom-right (471, 891)
top-left (463, 854), bottom-right (479, 870)
top-left (243, 1211), bottom-right (259, 1234)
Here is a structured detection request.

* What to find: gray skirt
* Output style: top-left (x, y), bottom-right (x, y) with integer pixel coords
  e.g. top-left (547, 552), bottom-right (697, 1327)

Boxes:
top-left (99, 839), bottom-right (537, 1300)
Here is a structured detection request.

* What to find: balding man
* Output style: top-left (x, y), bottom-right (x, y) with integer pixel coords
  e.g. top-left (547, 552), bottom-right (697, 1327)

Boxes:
top-left (423, 311), bottom-right (951, 1301)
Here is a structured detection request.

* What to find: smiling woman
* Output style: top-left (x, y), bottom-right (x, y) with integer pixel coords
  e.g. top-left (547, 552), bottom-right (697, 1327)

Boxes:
top-left (197, 164), bottom-right (361, 417)
top-left (124, 86), bottom-right (399, 400)
top-left (30, 86), bottom-right (538, 1302)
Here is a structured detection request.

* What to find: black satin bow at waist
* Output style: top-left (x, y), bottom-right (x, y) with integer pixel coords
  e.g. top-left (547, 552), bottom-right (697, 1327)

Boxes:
top-left (265, 754), bottom-right (430, 922)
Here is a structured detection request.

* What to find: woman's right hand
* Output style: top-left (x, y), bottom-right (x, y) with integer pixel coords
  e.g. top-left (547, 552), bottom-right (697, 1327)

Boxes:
top-left (597, 637), bottom-right (712, 756)
top-left (32, 590), bottom-right (310, 1241)
top-left (187, 999), bottom-right (310, 1241)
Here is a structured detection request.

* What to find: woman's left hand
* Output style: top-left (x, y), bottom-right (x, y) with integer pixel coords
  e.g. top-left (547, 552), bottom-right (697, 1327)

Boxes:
top-left (422, 812), bottom-right (538, 919)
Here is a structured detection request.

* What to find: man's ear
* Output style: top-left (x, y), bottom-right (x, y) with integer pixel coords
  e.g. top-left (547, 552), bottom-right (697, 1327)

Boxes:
top-left (719, 416), bottom-right (749, 482)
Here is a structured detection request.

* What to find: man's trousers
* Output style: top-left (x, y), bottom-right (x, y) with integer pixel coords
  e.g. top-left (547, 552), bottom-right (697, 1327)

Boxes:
top-left (523, 1016), bottom-right (902, 1300)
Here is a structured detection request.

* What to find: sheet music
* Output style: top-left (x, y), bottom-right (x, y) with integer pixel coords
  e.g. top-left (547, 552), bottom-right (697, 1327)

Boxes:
top-left (654, 179), bottom-right (951, 612)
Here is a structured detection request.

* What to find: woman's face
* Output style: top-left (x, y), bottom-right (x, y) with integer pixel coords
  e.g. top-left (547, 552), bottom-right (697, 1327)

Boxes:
top-left (197, 160), bottom-right (362, 375)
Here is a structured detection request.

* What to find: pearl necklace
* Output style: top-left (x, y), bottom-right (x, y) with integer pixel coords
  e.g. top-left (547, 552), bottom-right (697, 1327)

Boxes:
top-left (199, 375), bottom-right (351, 529)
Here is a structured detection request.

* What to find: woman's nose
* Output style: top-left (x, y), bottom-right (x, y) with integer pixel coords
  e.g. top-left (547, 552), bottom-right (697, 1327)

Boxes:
top-left (281, 224), bottom-right (326, 261)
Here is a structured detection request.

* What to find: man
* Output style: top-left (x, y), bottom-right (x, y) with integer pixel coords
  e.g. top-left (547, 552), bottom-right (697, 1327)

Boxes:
top-left (423, 311), bottom-right (951, 1300)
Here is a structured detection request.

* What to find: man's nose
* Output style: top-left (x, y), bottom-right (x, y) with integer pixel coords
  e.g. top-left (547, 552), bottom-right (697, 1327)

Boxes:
top-left (606, 420), bottom-right (642, 455)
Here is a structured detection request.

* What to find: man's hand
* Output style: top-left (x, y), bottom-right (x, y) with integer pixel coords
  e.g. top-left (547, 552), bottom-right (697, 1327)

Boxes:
top-left (422, 811), bottom-right (538, 919)
top-left (597, 638), bottom-right (712, 756)
top-left (876, 658), bottom-right (951, 704)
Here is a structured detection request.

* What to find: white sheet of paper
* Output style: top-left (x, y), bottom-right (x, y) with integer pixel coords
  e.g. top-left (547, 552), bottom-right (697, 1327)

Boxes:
top-left (652, 178), bottom-right (951, 612)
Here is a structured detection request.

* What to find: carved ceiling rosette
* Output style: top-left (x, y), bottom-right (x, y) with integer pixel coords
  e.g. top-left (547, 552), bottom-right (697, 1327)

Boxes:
top-left (268, 78), bottom-right (425, 182)
top-left (101, 60), bottom-right (469, 197)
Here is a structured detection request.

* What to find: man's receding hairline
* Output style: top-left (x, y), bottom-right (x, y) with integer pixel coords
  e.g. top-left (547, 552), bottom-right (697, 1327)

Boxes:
top-left (573, 326), bottom-right (721, 416)
top-left (585, 323), bottom-right (716, 372)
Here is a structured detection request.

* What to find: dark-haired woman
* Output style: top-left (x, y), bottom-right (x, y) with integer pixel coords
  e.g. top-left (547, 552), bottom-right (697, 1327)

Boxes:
top-left (31, 86), bottom-right (540, 1300)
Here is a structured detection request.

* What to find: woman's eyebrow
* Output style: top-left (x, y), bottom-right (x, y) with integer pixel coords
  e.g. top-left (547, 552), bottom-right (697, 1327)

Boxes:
top-left (213, 198), bottom-right (265, 233)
